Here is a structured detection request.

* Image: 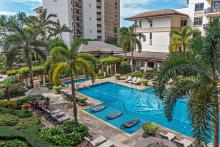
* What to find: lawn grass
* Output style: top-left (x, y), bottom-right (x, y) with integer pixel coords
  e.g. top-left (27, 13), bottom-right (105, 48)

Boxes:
top-left (0, 125), bottom-right (70, 147)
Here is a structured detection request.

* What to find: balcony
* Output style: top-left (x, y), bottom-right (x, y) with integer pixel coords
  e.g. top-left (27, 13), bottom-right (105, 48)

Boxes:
top-left (205, 7), bottom-right (220, 16)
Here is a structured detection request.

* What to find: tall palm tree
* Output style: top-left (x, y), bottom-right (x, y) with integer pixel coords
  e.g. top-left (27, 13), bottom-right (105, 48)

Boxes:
top-left (155, 19), bottom-right (220, 147)
top-left (6, 14), bottom-right (46, 88)
top-left (119, 26), bottom-right (144, 71)
top-left (50, 20), bottom-right (71, 39)
top-left (48, 37), bottom-right (94, 121)
top-left (169, 26), bottom-right (200, 53)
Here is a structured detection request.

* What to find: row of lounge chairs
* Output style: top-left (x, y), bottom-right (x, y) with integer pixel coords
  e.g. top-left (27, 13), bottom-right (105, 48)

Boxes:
top-left (41, 107), bottom-right (71, 125)
top-left (84, 135), bottom-right (115, 147)
top-left (124, 76), bottom-right (141, 85)
top-left (159, 130), bottom-right (193, 147)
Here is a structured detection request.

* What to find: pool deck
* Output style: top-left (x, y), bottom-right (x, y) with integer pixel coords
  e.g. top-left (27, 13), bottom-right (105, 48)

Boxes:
top-left (40, 77), bottom-right (208, 147)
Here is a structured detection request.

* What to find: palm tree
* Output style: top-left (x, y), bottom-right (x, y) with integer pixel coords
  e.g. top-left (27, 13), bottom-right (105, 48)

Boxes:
top-left (155, 19), bottom-right (220, 147)
top-left (119, 26), bottom-right (144, 71)
top-left (48, 37), bottom-right (95, 121)
top-left (50, 20), bottom-right (71, 39)
top-left (169, 26), bottom-right (200, 53)
top-left (6, 14), bottom-right (46, 88)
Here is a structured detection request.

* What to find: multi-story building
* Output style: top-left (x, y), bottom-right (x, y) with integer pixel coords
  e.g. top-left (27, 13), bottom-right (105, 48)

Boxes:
top-left (41, 0), bottom-right (120, 47)
top-left (126, 0), bottom-right (220, 71)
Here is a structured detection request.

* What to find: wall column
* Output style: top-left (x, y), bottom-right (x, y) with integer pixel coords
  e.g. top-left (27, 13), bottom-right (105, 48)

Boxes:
top-left (144, 61), bottom-right (148, 72)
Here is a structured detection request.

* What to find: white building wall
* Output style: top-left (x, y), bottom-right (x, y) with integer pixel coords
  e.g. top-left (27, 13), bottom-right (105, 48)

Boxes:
top-left (42, 0), bottom-right (73, 47)
top-left (82, 0), bottom-right (97, 39)
top-left (137, 17), bottom-right (171, 53)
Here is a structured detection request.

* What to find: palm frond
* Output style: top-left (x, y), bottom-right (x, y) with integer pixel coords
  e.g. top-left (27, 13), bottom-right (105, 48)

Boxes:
top-left (51, 63), bottom-right (67, 85)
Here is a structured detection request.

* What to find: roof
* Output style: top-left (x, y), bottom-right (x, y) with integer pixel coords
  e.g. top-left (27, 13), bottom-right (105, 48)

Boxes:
top-left (33, 6), bottom-right (43, 12)
top-left (116, 51), bottom-right (168, 61)
top-left (126, 9), bottom-right (188, 20)
top-left (77, 41), bottom-right (123, 54)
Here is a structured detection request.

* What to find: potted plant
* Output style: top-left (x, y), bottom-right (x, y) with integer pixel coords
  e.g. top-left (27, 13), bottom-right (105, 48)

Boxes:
top-left (53, 85), bottom-right (62, 94)
top-left (142, 122), bottom-right (158, 138)
top-left (77, 95), bottom-right (88, 106)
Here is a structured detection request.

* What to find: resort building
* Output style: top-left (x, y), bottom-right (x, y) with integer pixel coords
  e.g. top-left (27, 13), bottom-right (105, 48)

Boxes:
top-left (40, 0), bottom-right (120, 47)
top-left (126, 0), bottom-right (220, 71)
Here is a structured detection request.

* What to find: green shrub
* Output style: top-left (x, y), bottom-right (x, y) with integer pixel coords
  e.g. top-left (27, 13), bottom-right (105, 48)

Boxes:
top-left (6, 70), bottom-right (17, 76)
top-left (77, 96), bottom-right (88, 103)
top-left (140, 79), bottom-right (149, 86)
top-left (0, 139), bottom-right (25, 147)
top-left (142, 122), bottom-right (158, 136)
top-left (114, 74), bottom-right (121, 80)
top-left (0, 90), bottom-right (4, 100)
top-left (0, 108), bottom-right (32, 118)
top-left (40, 121), bottom-right (88, 146)
top-left (130, 71), bottom-right (143, 78)
top-left (19, 66), bottom-right (45, 77)
top-left (16, 116), bottom-right (40, 129)
top-left (0, 69), bottom-right (7, 74)
top-left (53, 85), bottom-right (62, 94)
top-left (0, 101), bottom-right (12, 109)
top-left (0, 114), bottom-right (18, 126)
top-left (119, 61), bottom-right (131, 74)
top-left (16, 95), bottom-right (46, 109)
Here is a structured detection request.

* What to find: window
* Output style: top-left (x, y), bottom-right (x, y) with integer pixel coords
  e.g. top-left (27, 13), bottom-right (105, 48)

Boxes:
top-left (53, 0), bottom-right (57, 2)
top-left (194, 17), bottom-right (203, 25)
top-left (195, 3), bottom-right (204, 11)
top-left (148, 62), bottom-right (154, 68)
top-left (89, 30), bottom-right (93, 33)
top-left (149, 19), bottom-right (153, 27)
top-left (149, 33), bottom-right (152, 45)
top-left (89, 17), bottom-right (92, 20)
top-left (212, 2), bottom-right (220, 9)
top-left (181, 20), bottom-right (187, 27)
top-left (139, 21), bottom-right (142, 28)
top-left (89, 4), bottom-right (92, 8)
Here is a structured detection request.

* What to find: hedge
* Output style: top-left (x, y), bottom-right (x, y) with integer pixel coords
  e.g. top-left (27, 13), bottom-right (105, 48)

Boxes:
top-left (19, 66), bottom-right (45, 77)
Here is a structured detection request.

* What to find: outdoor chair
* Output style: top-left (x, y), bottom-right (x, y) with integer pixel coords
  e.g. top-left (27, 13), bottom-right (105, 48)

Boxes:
top-left (128, 77), bottom-right (137, 83)
top-left (159, 130), bottom-right (176, 141)
top-left (174, 138), bottom-right (193, 147)
top-left (132, 78), bottom-right (141, 85)
top-left (124, 76), bottom-right (132, 83)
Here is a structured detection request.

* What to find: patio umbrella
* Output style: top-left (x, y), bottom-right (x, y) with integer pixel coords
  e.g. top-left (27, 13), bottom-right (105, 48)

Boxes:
top-left (25, 87), bottom-right (49, 96)
top-left (134, 137), bottom-right (177, 147)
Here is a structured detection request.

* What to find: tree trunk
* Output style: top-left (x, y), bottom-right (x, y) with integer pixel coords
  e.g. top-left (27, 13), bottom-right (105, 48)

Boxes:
top-left (213, 65), bottom-right (219, 147)
top-left (70, 65), bottom-right (78, 122)
top-left (5, 87), bottom-right (10, 101)
top-left (131, 50), bottom-right (134, 72)
top-left (27, 56), bottom-right (34, 89)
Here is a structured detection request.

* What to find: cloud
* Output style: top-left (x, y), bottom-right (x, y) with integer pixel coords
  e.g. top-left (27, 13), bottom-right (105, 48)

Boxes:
top-left (0, 11), bottom-right (17, 16)
top-left (11, 0), bottom-right (41, 3)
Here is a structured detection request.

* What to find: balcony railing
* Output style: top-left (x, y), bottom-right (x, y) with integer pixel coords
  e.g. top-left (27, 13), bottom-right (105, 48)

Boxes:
top-left (205, 7), bottom-right (220, 14)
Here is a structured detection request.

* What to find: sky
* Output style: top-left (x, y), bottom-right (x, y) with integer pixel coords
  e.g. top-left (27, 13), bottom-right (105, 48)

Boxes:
top-left (0, 0), bottom-right (187, 27)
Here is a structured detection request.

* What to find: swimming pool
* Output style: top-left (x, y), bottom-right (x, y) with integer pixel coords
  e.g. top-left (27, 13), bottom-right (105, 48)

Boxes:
top-left (64, 77), bottom-right (91, 85)
top-left (77, 82), bottom-right (217, 141)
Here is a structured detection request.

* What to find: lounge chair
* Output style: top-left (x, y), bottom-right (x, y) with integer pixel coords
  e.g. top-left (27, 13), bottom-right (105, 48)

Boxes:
top-left (107, 112), bottom-right (122, 119)
top-left (91, 105), bottom-right (106, 112)
top-left (128, 77), bottom-right (137, 83)
top-left (51, 111), bottom-right (65, 118)
top-left (98, 140), bottom-right (115, 147)
top-left (159, 131), bottom-right (176, 141)
top-left (124, 76), bottom-right (132, 82)
top-left (56, 116), bottom-right (71, 123)
top-left (90, 136), bottom-right (107, 146)
top-left (132, 78), bottom-right (141, 85)
top-left (122, 119), bottom-right (139, 128)
top-left (174, 138), bottom-right (193, 147)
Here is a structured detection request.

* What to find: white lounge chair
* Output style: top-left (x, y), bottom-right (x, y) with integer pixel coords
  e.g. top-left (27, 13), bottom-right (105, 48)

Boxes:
top-left (90, 136), bottom-right (107, 146)
top-left (159, 131), bottom-right (176, 141)
top-left (174, 138), bottom-right (193, 147)
top-left (132, 78), bottom-right (141, 85)
top-left (128, 77), bottom-right (137, 83)
top-left (56, 116), bottom-right (71, 123)
top-left (124, 76), bottom-right (132, 83)
top-left (98, 140), bottom-right (114, 147)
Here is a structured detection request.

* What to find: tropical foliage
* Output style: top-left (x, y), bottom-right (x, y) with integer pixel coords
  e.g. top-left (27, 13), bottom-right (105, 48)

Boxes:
top-left (47, 37), bottom-right (94, 121)
top-left (169, 26), bottom-right (200, 53)
top-left (119, 26), bottom-right (145, 71)
top-left (155, 19), bottom-right (220, 146)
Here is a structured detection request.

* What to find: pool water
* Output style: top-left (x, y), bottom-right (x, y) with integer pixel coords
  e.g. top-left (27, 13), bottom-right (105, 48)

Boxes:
top-left (64, 77), bottom-right (91, 85)
top-left (77, 82), bottom-right (216, 142)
